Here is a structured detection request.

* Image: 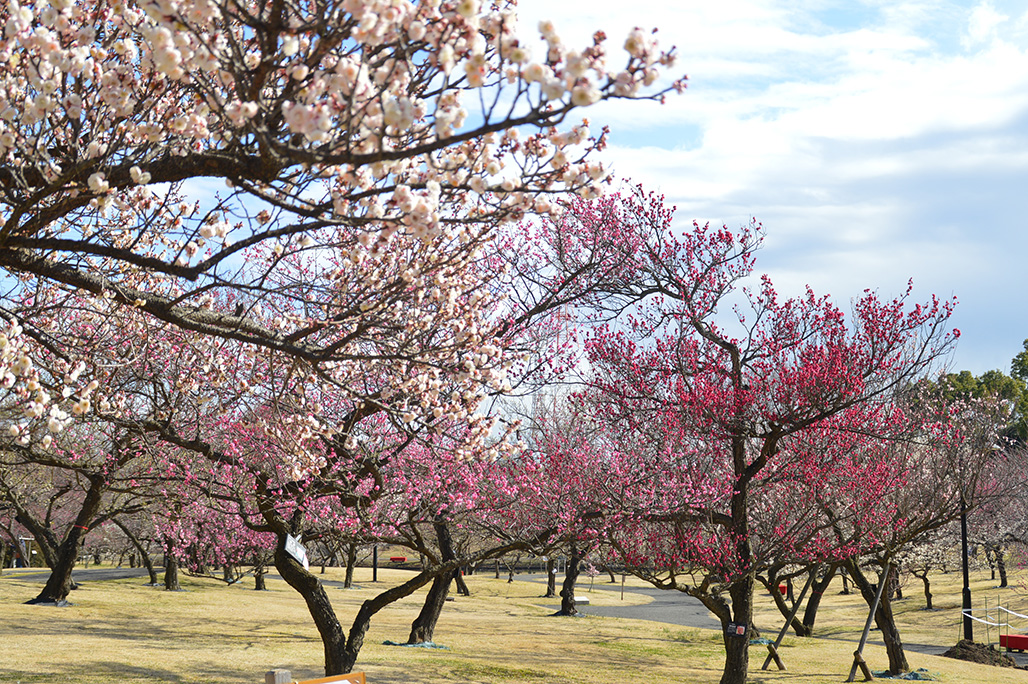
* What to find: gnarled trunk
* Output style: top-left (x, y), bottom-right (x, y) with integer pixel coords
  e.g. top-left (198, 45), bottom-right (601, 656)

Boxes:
top-left (407, 520), bottom-right (460, 644)
top-left (408, 573), bottom-right (450, 644)
top-left (847, 559), bottom-right (908, 674)
top-left (912, 569), bottom-right (932, 609)
top-left (556, 545), bottom-right (583, 616)
top-left (27, 476), bottom-right (108, 604)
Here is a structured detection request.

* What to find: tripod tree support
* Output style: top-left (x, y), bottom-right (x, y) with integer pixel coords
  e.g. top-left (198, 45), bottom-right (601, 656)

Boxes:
top-left (847, 566), bottom-right (889, 682)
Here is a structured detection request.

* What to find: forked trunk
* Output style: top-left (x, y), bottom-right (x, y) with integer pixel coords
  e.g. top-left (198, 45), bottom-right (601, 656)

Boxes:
top-left (28, 478), bottom-right (107, 604)
top-left (274, 538), bottom-right (352, 675)
top-left (28, 527), bottom-right (86, 604)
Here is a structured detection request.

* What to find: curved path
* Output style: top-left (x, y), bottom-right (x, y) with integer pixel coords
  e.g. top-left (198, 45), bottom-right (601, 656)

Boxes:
top-left (518, 574), bottom-right (1028, 667)
top-left (520, 573), bottom-right (721, 629)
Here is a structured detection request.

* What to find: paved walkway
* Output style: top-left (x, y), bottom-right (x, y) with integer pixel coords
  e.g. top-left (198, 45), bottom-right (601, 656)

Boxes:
top-left (518, 574), bottom-right (1028, 667)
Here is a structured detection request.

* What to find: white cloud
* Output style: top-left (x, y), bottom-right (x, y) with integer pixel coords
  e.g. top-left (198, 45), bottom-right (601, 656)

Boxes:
top-left (516, 0), bottom-right (1028, 373)
top-left (964, 1), bottom-right (1007, 47)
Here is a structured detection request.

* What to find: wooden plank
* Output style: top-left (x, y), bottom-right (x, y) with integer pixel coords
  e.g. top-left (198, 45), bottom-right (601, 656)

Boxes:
top-left (295, 673), bottom-right (366, 684)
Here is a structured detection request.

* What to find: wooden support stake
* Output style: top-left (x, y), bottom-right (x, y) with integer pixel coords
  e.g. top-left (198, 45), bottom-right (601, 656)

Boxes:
top-left (765, 642), bottom-right (786, 670)
top-left (847, 566), bottom-right (888, 682)
top-left (849, 650), bottom-right (873, 682)
top-left (761, 570), bottom-right (816, 671)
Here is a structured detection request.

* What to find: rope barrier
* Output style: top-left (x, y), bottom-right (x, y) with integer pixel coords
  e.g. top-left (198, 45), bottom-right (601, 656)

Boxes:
top-left (961, 609), bottom-right (1003, 627)
top-left (998, 606), bottom-right (1028, 621)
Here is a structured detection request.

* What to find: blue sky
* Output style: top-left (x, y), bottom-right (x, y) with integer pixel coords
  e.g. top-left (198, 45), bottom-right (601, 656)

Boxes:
top-left (517, 0), bottom-right (1028, 375)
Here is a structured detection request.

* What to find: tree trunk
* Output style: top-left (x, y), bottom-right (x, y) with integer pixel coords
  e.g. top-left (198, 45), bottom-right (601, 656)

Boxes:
top-left (889, 563), bottom-right (902, 600)
top-left (544, 557), bottom-right (557, 598)
top-left (913, 571), bottom-right (932, 609)
top-left (759, 572), bottom-right (810, 637)
top-left (996, 545), bottom-right (1008, 588)
top-left (27, 525), bottom-right (86, 604)
top-left (274, 533), bottom-right (451, 675)
top-left (164, 543), bottom-right (181, 591)
top-left (255, 562), bottom-right (267, 591)
top-left (275, 536), bottom-right (352, 675)
top-left (801, 564), bottom-right (838, 634)
top-left (111, 518), bottom-right (158, 585)
top-left (27, 476), bottom-right (107, 604)
top-left (454, 570), bottom-right (470, 596)
top-left (407, 520), bottom-right (460, 644)
top-left (343, 543), bottom-right (357, 589)
top-left (408, 573), bottom-right (449, 644)
top-left (848, 559), bottom-right (908, 674)
top-left (556, 545), bottom-right (583, 616)
top-left (717, 575), bottom-right (755, 684)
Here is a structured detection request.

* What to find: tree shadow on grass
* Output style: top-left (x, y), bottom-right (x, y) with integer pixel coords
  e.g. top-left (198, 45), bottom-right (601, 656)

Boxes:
top-left (87, 659), bottom-right (249, 682)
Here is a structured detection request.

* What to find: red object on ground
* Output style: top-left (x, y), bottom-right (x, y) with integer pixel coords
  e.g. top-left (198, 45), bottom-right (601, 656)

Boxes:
top-left (778, 584), bottom-right (787, 595)
top-left (389, 556), bottom-right (407, 563)
top-left (1000, 634), bottom-right (1028, 652)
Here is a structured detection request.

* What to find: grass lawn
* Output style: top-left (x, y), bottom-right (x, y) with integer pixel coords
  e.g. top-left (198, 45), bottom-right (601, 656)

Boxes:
top-left (1, 563), bottom-right (1026, 683)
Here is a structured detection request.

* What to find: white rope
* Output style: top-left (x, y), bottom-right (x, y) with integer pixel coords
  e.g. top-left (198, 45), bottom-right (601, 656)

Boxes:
top-left (961, 610), bottom-right (1003, 627)
top-left (998, 606), bottom-right (1028, 621)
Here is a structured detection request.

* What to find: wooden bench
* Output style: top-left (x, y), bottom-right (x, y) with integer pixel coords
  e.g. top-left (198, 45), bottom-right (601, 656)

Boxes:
top-left (1000, 634), bottom-right (1028, 652)
top-left (266, 670), bottom-right (365, 684)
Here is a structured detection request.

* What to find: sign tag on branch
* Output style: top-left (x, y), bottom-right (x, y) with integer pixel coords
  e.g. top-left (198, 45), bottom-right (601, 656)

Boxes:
top-left (285, 534), bottom-right (310, 571)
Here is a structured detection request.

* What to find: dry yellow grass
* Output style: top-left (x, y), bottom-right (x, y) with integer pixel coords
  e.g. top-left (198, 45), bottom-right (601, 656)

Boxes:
top-left (1, 563), bottom-right (1025, 683)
